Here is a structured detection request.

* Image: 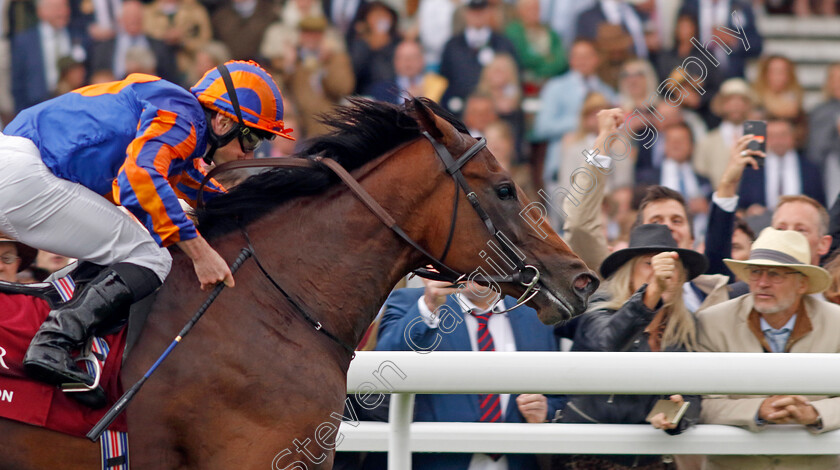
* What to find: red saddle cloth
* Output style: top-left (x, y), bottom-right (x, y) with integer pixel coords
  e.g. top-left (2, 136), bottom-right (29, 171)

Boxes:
top-left (0, 293), bottom-right (127, 437)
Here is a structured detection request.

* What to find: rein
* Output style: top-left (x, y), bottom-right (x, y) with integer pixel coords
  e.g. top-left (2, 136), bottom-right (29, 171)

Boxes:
top-left (239, 227), bottom-right (357, 356)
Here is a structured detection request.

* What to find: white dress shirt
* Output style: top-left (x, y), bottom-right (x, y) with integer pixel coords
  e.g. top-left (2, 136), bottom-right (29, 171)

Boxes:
top-left (92, 0), bottom-right (121, 31)
top-left (764, 150), bottom-right (801, 209)
top-left (661, 159), bottom-right (702, 199)
top-left (417, 293), bottom-right (514, 470)
top-left (682, 282), bottom-right (703, 314)
top-left (699, 0), bottom-right (731, 63)
top-left (39, 22), bottom-right (71, 92)
top-left (113, 33), bottom-right (150, 79)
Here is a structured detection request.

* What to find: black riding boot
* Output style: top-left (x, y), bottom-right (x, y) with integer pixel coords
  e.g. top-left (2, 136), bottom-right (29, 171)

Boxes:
top-left (23, 263), bottom-right (160, 407)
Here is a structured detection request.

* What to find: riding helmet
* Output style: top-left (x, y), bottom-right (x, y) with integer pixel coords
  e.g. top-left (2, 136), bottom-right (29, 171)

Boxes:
top-left (190, 60), bottom-right (293, 140)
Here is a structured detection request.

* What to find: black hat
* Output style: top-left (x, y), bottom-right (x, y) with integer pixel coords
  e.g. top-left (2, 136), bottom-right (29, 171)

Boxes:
top-left (466, 0), bottom-right (490, 9)
top-left (599, 224), bottom-right (709, 280)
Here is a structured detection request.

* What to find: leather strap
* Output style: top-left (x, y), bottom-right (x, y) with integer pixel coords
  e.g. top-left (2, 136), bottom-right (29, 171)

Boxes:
top-left (197, 156), bottom-right (464, 279)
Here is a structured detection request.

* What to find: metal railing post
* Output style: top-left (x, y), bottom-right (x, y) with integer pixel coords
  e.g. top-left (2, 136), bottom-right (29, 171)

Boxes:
top-left (388, 392), bottom-right (415, 469)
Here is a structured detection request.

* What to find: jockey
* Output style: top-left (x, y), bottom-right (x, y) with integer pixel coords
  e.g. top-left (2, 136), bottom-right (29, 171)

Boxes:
top-left (0, 60), bottom-right (292, 402)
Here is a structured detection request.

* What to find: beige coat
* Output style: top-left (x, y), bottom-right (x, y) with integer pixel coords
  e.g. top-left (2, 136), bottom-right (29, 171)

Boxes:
top-left (693, 127), bottom-right (730, 188)
top-left (285, 51), bottom-right (355, 138)
top-left (697, 294), bottom-right (840, 470)
top-left (144, 0), bottom-right (212, 74)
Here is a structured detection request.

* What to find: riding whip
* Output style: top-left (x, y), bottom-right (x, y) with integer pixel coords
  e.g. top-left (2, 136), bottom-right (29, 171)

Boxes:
top-left (87, 247), bottom-right (252, 442)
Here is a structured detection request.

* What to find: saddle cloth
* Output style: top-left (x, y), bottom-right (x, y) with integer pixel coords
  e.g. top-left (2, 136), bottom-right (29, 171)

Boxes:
top-left (0, 293), bottom-right (128, 437)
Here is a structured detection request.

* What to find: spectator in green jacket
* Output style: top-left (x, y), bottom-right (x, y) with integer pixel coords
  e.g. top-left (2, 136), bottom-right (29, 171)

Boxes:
top-left (503, 0), bottom-right (567, 95)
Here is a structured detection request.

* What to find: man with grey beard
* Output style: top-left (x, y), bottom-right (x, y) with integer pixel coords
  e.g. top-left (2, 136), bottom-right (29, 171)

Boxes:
top-left (697, 227), bottom-right (840, 470)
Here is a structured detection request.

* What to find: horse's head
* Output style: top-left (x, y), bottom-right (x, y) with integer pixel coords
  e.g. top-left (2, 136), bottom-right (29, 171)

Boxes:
top-left (406, 98), bottom-right (599, 324)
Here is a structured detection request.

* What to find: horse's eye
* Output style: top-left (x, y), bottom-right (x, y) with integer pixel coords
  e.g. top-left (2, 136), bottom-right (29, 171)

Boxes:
top-left (496, 184), bottom-right (516, 200)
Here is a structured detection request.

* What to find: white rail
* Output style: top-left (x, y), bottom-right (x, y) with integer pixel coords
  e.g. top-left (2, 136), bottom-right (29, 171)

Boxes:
top-left (345, 351), bottom-right (840, 395)
top-left (336, 352), bottom-right (840, 465)
top-left (337, 421), bottom-right (840, 454)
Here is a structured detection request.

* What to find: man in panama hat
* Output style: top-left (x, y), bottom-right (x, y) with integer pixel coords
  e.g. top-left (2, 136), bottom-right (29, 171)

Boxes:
top-left (697, 227), bottom-right (840, 470)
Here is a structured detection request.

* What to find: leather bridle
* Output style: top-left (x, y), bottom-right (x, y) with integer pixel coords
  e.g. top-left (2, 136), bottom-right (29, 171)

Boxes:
top-left (197, 131), bottom-right (543, 353)
top-left (410, 132), bottom-right (541, 312)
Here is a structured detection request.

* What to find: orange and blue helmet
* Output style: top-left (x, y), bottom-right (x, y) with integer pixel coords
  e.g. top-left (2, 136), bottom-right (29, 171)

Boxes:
top-left (191, 60), bottom-right (293, 141)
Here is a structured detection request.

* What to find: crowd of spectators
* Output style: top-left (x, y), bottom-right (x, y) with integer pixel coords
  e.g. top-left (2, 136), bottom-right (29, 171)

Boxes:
top-left (6, 0), bottom-right (840, 467)
top-left (3, 0), bottom-right (840, 235)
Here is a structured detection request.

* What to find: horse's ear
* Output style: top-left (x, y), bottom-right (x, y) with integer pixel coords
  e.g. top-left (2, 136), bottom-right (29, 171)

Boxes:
top-left (411, 98), bottom-right (444, 140)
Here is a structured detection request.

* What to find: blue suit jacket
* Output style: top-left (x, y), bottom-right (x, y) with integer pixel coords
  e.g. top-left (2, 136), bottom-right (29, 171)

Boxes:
top-left (574, 3), bottom-right (647, 58)
top-left (11, 26), bottom-right (87, 113)
top-left (679, 0), bottom-right (762, 79)
top-left (376, 288), bottom-right (565, 470)
top-left (737, 153), bottom-right (825, 209)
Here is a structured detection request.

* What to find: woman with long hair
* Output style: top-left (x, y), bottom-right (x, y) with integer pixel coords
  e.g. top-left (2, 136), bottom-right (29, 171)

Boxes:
top-left (754, 55), bottom-right (808, 148)
top-left (558, 223), bottom-right (704, 470)
top-left (753, 55), bottom-right (804, 120)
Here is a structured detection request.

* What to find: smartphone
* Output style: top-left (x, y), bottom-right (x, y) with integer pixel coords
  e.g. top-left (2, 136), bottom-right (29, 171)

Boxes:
top-left (744, 120), bottom-right (766, 167)
top-left (645, 399), bottom-right (690, 425)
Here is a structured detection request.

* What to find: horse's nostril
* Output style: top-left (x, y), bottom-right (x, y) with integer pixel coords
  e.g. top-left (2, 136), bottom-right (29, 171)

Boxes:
top-left (573, 273), bottom-right (599, 297)
top-left (574, 275), bottom-right (591, 291)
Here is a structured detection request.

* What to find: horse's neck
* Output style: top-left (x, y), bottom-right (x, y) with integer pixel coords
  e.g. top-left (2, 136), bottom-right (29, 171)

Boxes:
top-left (136, 151), bottom-right (433, 377)
top-left (241, 194), bottom-right (422, 350)
top-left (228, 151), bottom-right (437, 354)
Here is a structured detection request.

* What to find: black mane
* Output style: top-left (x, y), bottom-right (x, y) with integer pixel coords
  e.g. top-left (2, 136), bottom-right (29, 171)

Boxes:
top-left (194, 98), bottom-right (467, 239)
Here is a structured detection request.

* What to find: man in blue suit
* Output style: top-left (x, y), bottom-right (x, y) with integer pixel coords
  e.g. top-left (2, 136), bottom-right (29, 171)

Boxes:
top-left (11, 0), bottom-right (88, 112)
top-left (376, 281), bottom-right (565, 470)
top-left (679, 0), bottom-right (763, 79)
top-left (575, 0), bottom-right (648, 59)
top-left (738, 119), bottom-right (825, 210)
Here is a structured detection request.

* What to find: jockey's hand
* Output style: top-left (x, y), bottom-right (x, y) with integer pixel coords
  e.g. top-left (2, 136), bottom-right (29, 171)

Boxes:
top-left (176, 236), bottom-right (234, 291)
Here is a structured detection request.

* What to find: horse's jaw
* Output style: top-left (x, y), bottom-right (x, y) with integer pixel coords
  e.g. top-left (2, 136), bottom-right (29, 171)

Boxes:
top-left (528, 282), bottom-right (589, 325)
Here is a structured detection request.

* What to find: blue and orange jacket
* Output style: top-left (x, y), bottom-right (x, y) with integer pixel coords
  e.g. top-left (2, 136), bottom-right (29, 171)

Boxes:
top-left (5, 74), bottom-right (224, 247)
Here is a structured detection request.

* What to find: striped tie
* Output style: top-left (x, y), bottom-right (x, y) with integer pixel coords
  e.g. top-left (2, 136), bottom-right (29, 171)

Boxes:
top-left (473, 311), bottom-right (503, 461)
top-left (472, 312), bottom-right (502, 422)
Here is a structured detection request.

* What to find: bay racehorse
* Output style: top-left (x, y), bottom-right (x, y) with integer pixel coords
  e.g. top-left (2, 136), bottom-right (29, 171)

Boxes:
top-left (0, 98), bottom-right (598, 469)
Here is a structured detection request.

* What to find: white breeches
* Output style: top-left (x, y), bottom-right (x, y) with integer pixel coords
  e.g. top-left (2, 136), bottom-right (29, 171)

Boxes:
top-left (0, 134), bottom-right (171, 281)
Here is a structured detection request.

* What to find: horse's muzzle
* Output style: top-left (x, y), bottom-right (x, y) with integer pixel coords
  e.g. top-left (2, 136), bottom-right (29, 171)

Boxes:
top-left (572, 272), bottom-right (600, 305)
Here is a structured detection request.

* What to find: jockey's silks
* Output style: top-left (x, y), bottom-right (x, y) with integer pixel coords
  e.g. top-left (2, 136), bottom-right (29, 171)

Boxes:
top-left (5, 74), bottom-right (224, 247)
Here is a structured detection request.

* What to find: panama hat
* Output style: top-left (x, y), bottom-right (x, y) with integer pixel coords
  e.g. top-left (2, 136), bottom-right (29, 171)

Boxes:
top-left (724, 228), bottom-right (831, 294)
top-left (600, 224), bottom-right (709, 280)
top-left (0, 234), bottom-right (37, 272)
top-left (711, 78), bottom-right (756, 117)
